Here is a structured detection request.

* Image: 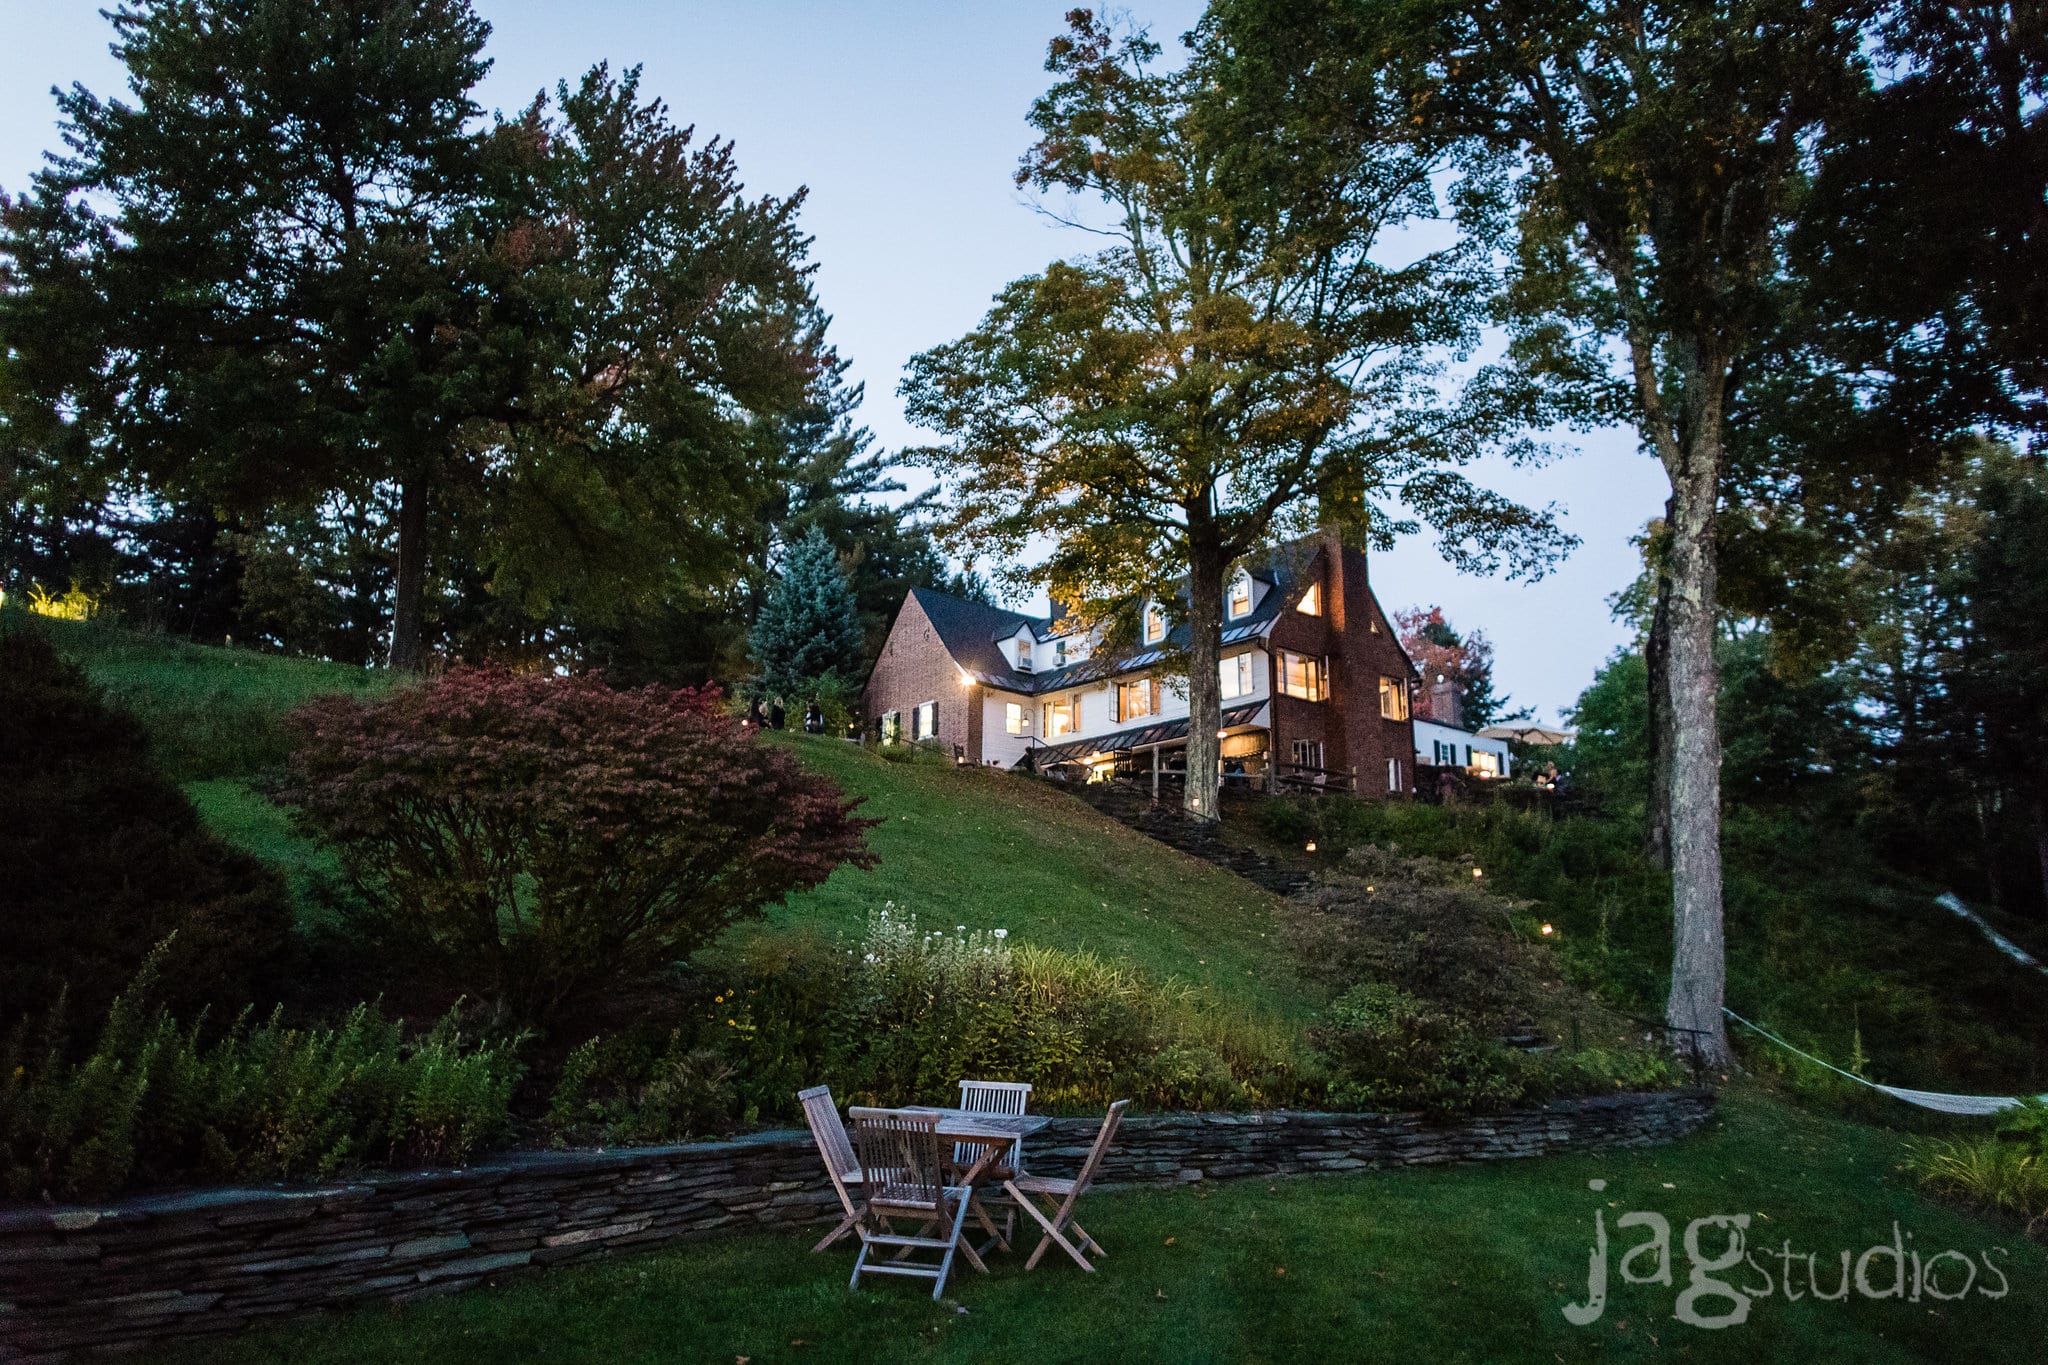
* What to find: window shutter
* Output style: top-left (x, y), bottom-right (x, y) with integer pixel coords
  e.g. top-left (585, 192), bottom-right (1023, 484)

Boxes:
top-left (1151, 678), bottom-right (1161, 715)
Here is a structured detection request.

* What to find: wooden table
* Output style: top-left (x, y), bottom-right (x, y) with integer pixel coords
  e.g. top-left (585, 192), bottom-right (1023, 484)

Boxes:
top-left (900, 1108), bottom-right (1051, 1256)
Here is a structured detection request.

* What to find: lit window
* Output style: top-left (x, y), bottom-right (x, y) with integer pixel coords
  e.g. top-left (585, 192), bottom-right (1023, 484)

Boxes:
top-left (1006, 702), bottom-right (1027, 736)
top-left (1378, 676), bottom-right (1410, 721)
top-left (1228, 572), bottom-right (1253, 618)
top-left (1220, 652), bottom-right (1255, 700)
top-left (1297, 581), bottom-right (1322, 615)
top-left (1278, 651), bottom-right (1326, 702)
top-left (1117, 678), bottom-right (1155, 721)
top-left (1144, 603), bottom-right (1165, 643)
top-left (1471, 750), bottom-right (1500, 778)
top-left (1045, 698), bottom-right (1077, 738)
top-left (915, 700), bottom-right (936, 740)
top-left (1016, 636), bottom-right (1033, 672)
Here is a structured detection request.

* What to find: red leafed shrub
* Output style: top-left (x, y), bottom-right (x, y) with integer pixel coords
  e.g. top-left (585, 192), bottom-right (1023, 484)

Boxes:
top-left (282, 670), bottom-right (878, 1024)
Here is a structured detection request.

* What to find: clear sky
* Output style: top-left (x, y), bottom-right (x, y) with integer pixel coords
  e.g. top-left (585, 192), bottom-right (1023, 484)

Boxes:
top-left (0, 1), bottom-right (1669, 723)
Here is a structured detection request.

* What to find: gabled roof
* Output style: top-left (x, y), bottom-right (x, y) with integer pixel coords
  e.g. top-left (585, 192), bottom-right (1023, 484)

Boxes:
top-left (907, 587), bottom-right (1043, 691)
top-left (900, 539), bottom-right (1330, 696)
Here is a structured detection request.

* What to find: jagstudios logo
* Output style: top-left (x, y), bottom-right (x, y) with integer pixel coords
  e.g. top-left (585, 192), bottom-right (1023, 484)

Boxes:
top-left (1562, 1179), bottom-right (2013, 1329)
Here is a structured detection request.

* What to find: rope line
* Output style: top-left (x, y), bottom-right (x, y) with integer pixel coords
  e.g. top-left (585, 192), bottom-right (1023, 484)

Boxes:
top-left (1722, 1006), bottom-right (2045, 1117)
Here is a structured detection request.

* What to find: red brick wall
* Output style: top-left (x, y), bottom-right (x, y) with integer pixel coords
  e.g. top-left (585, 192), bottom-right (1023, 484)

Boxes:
top-left (862, 595), bottom-right (980, 761)
top-left (1266, 543), bottom-right (1415, 799)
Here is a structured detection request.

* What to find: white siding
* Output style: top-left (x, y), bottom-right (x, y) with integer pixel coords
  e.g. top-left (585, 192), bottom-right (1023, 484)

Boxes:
top-left (1414, 719), bottom-right (1511, 777)
top-left (981, 690), bottom-right (1035, 768)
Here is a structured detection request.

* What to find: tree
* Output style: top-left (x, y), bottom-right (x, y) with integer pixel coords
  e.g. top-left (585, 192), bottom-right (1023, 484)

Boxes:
top-left (748, 526), bottom-right (865, 701)
top-left (1394, 605), bottom-right (1516, 728)
top-left (1333, 0), bottom-right (1875, 1064)
top-left (1, 7), bottom-right (833, 670)
top-left (904, 9), bottom-right (1576, 820)
top-left (281, 670), bottom-right (879, 1024)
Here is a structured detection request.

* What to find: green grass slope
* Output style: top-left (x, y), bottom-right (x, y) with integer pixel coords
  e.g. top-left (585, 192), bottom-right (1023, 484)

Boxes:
top-left (759, 736), bottom-right (1312, 1020)
top-left (32, 618), bottom-right (1310, 1019)
top-left (33, 615), bottom-right (393, 783)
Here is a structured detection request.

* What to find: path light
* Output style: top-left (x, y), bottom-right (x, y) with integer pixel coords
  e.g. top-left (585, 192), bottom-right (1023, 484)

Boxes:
top-left (1472, 867), bottom-right (1484, 879)
top-left (1305, 841), bottom-right (1317, 853)
top-left (1540, 923), bottom-right (1555, 936)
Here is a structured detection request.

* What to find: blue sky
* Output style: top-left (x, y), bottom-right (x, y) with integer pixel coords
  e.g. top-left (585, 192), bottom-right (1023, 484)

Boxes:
top-left (0, 1), bottom-right (1669, 722)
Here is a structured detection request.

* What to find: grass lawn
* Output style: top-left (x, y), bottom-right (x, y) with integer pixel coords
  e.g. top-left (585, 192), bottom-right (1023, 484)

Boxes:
top-left (33, 615), bottom-right (393, 782)
top-left (166, 1089), bottom-right (2046, 1365)
top-left (753, 734), bottom-right (1314, 1021)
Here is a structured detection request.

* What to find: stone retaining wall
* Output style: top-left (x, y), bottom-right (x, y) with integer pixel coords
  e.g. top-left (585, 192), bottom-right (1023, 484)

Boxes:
top-left (0, 1089), bottom-right (1713, 1359)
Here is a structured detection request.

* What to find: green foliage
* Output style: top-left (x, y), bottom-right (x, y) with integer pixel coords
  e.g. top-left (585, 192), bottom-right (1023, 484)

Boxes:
top-left (0, 951), bottom-right (521, 1201)
top-left (0, 621), bottom-right (293, 1027)
top-left (549, 911), bottom-right (1304, 1139)
top-left (1905, 1134), bottom-right (2048, 1231)
top-left (747, 526), bottom-right (863, 701)
top-left (283, 669), bottom-right (879, 1024)
top-left (1313, 982), bottom-right (1527, 1120)
top-left (1271, 793), bottom-right (2048, 1104)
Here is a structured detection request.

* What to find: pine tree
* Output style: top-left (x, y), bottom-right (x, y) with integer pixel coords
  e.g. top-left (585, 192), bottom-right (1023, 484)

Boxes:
top-left (748, 527), bottom-right (863, 700)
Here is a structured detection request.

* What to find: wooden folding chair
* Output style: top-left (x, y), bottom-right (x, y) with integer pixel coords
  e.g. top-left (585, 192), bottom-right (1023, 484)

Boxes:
top-left (847, 1107), bottom-right (984, 1300)
top-left (955, 1079), bottom-right (1033, 1250)
top-left (797, 1085), bottom-right (863, 1252)
top-left (1004, 1099), bottom-right (1129, 1272)
top-left (955, 1079), bottom-right (1034, 1175)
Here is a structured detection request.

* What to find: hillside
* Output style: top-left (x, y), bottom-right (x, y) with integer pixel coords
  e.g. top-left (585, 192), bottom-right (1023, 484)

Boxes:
top-left (34, 616), bottom-right (1314, 1022)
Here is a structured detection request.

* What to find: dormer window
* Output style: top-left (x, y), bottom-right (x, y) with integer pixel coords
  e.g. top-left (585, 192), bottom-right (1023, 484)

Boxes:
top-left (1143, 603), bottom-right (1166, 644)
top-left (1016, 636), bottom-right (1033, 672)
top-left (1227, 571), bottom-right (1253, 618)
top-left (1297, 581), bottom-right (1323, 616)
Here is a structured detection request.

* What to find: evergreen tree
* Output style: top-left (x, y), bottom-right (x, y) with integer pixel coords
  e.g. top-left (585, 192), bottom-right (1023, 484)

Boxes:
top-left (748, 527), bottom-right (863, 700)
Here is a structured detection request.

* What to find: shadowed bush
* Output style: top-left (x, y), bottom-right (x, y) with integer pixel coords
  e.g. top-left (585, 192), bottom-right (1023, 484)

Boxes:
top-left (0, 623), bottom-right (293, 1028)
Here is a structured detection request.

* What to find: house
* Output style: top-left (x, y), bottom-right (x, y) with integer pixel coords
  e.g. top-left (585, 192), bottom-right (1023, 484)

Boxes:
top-left (861, 537), bottom-right (1420, 798)
top-left (1415, 718), bottom-right (1513, 779)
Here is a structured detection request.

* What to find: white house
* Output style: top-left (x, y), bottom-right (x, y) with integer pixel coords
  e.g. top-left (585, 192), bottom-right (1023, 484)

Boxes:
top-left (1415, 718), bottom-right (1512, 779)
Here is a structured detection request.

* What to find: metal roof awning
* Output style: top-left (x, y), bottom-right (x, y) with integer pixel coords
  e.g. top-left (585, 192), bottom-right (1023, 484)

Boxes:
top-left (1026, 702), bottom-right (1268, 768)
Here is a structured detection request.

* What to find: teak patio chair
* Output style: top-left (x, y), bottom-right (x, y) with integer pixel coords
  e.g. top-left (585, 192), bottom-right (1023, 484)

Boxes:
top-left (1003, 1099), bottom-right (1130, 1272)
top-left (954, 1079), bottom-right (1034, 1176)
top-left (797, 1085), bottom-right (863, 1252)
top-left (847, 1107), bottom-right (984, 1299)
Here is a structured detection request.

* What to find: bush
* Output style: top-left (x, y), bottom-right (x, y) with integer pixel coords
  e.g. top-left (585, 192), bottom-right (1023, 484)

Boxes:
top-left (0, 623), bottom-right (293, 1028)
top-left (546, 910), bottom-right (1305, 1139)
top-left (0, 952), bottom-right (521, 1201)
top-left (282, 669), bottom-right (880, 1024)
top-left (1312, 982), bottom-right (1529, 1120)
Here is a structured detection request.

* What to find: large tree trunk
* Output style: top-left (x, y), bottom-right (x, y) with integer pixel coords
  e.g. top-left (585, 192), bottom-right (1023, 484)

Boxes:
top-left (1643, 498), bottom-right (1675, 869)
top-left (1183, 522), bottom-right (1226, 823)
top-left (388, 472), bottom-right (430, 671)
top-left (1662, 439), bottom-right (1731, 1068)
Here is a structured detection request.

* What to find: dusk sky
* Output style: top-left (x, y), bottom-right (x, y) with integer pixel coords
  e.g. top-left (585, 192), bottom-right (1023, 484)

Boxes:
top-left (0, 0), bottom-right (1671, 722)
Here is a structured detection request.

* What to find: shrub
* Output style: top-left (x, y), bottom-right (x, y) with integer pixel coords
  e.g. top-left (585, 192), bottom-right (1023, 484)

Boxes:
top-left (0, 952), bottom-right (521, 1201)
top-left (546, 911), bottom-right (1305, 1138)
top-left (282, 669), bottom-right (880, 1024)
top-left (1311, 982), bottom-right (1529, 1120)
top-left (1905, 1134), bottom-right (2048, 1231)
top-left (0, 624), bottom-right (293, 1027)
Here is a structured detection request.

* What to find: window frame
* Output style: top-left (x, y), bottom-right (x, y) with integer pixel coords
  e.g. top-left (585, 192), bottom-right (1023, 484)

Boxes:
top-left (1219, 651), bottom-right (1254, 700)
top-left (1116, 676), bottom-right (1156, 722)
top-left (1227, 571), bottom-right (1253, 619)
top-left (1005, 701), bottom-right (1027, 736)
top-left (1378, 675), bottom-right (1411, 721)
top-left (1291, 738), bottom-right (1324, 771)
top-left (1045, 696), bottom-right (1077, 738)
top-left (1278, 650), bottom-right (1327, 702)
top-left (1143, 602), bottom-right (1166, 644)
